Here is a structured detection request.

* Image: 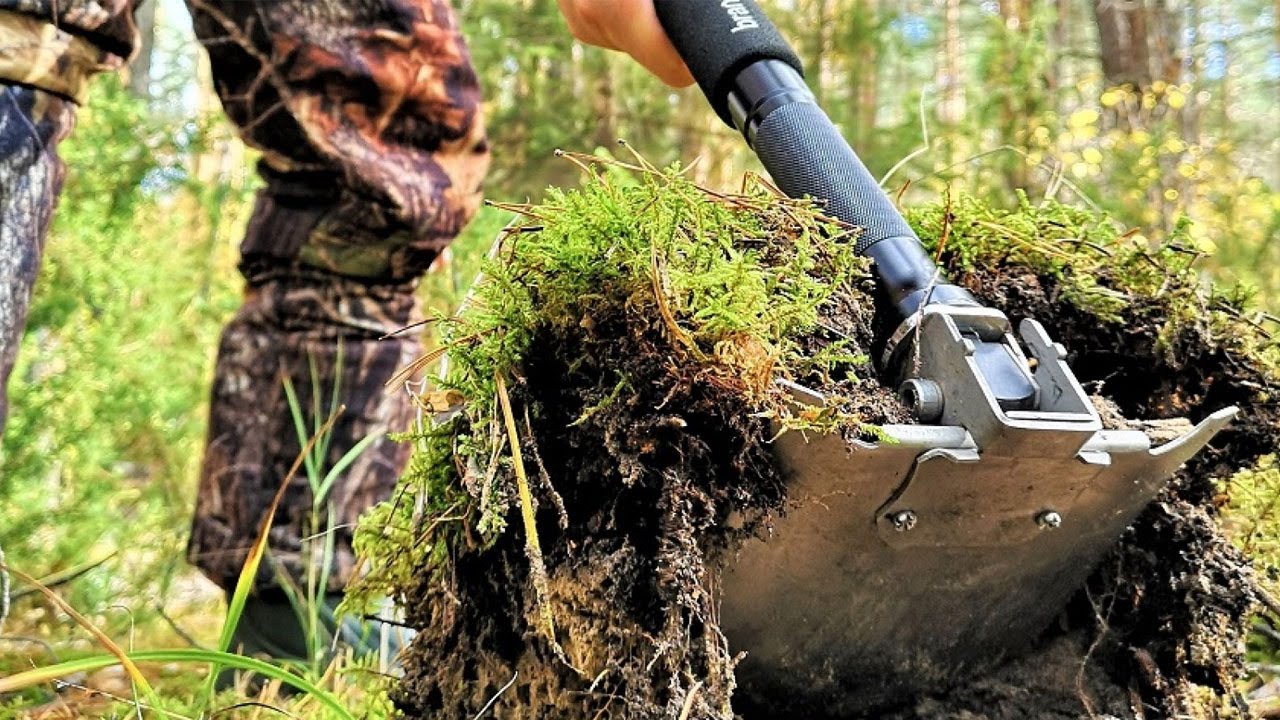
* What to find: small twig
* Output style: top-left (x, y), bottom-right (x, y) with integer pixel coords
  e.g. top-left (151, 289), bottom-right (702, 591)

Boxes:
top-left (358, 613), bottom-right (416, 631)
top-left (209, 702), bottom-right (299, 719)
top-left (894, 179), bottom-right (912, 207)
top-left (299, 524), bottom-right (357, 543)
top-left (9, 552), bottom-right (118, 601)
top-left (473, 672), bottom-right (518, 720)
top-left (0, 635), bottom-right (59, 664)
top-left (935, 187), bottom-right (954, 263)
top-left (485, 199), bottom-right (547, 220)
top-left (378, 317), bottom-right (440, 340)
top-left (524, 404), bottom-right (569, 530)
top-left (153, 605), bottom-right (205, 650)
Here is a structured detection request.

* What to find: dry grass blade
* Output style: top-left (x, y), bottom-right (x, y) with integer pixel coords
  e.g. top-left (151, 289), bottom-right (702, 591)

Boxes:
top-left (209, 701), bottom-right (300, 719)
top-left (650, 248), bottom-right (704, 360)
top-left (0, 565), bottom-right (167, 717)
top-left (386, 330), bottom-right (495, 391)
top-left (494, 372), bottom-right (557, 646)
top-left (384, 345), bottom-right (451, 389)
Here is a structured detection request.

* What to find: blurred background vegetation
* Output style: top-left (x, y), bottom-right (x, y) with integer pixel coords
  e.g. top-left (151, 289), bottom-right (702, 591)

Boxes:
top-left (0, 0), bottom-right (1276, 710)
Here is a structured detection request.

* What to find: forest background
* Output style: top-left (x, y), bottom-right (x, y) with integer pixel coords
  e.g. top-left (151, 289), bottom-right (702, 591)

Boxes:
top-left (0, 0), bottom-right (1277, 712)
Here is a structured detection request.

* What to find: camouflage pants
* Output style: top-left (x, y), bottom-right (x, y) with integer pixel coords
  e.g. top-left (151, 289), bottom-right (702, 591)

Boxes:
top-left (0, 1), bottom-right (489, 591)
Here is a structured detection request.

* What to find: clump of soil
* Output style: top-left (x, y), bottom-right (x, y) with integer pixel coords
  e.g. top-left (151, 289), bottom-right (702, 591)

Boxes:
top-left (351, 160), bottom-right (1278, 719)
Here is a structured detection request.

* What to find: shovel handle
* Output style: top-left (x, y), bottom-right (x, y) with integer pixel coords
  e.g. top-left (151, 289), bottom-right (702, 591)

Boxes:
top-left (649, 0), bottom-right (802, 126)
top-left (652, 0), bottom-right (973, 318)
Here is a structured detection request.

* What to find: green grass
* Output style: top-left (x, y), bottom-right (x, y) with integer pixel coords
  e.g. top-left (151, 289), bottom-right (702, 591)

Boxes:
top-left (1, 370), bottom-right (390, 719)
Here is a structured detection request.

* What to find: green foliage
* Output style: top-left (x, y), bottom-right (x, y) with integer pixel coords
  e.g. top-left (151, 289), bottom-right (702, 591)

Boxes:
top-left (274, 367), bottom-right (383, 678)
top-left (0, 76), bottom-right (249, 621)
top-left (1221, 456), bottom-right (1280, 597)
top-left (344, 421), bottom-right (462, 619)
top-left (1024, 81), bottom-right (1280, 306)
top-left (3, 369), bottom-right (391, 719)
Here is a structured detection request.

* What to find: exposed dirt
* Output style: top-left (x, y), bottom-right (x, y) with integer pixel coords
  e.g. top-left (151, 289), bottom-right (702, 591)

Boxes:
top-left (393, 255), bottom-right (1276, 718)
top-left (394, 268), bottom-right (906, 719)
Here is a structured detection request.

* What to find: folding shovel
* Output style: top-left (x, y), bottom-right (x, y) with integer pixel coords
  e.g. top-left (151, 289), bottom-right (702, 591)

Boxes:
top-left (650, 0), bottom-right (1238, 705)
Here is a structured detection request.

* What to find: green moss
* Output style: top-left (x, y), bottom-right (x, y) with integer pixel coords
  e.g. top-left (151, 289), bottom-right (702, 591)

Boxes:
top-left (906, 192), bottom-right (1278, 369)
top-left (346, 156), bottom-right (876, 612)
top-left (1221, 456), bottom-right (1280, 591)
top-left (449, 162), bottom-right (868, 414)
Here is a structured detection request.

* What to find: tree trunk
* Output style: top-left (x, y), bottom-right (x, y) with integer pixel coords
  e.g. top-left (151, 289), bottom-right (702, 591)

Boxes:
top-left (996, 0), bottom-right (1035, 190)
top-left (848, 0), bottom-right (880, 148)
top-left (128, 0), bottom-right (158, 98)
top-left (998, 0), bottom-right (1030, 28)
top-left (591, 53), bottom-right (617, 150)
top-left (1181, 0), bottom-right (1203, 147)
top-left (1093, 0), bottom-right (1154, 88)
top-left (1149, 0), bottom-right (1183, 85)
top-left (937, 0), bottom-right (964, 124)
top-left (804, 0), bottom-right (835, 105)
top-left (1049, 0), bottom-right (1070, 92)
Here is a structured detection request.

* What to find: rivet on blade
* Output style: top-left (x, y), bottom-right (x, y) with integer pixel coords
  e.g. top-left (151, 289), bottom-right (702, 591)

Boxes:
top-left (1036, 510), bottom-right (1063, 529)
top-left (890, 510), bottom-right (918, 532)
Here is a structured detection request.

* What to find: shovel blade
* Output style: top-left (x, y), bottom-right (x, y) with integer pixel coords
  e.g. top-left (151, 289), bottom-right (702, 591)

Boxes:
top-left (720, 407), bottom-right (1237, 713)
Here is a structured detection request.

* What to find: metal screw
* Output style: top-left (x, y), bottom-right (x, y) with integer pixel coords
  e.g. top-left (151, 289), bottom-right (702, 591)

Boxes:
top-left (890, 510), bottom-right (918, 532)
top-left (1036, 510), bottom-right (1063, 529)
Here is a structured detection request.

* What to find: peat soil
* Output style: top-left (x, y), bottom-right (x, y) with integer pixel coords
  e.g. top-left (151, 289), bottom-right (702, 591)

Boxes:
top-left (395, 261), bottom-right (1276, 719)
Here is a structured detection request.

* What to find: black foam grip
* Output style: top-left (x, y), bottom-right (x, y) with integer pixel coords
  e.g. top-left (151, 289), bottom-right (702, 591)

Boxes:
top-left (753, 101), bottom-right (919, 254)
top-left (653, 0), bottom-right (804, 126)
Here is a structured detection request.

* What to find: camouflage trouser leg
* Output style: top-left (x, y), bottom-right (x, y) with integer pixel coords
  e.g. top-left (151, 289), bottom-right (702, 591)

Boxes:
top-left (0, 84), bottom-right (76, 435)
top-left (183, 0), bottom-right (489, 592)
top-left (0, 0), bottom-right (488, 592)
top-left (189, 269), bottom-right (428, 591)
top-left (0, 6), bottom-right (133, 433)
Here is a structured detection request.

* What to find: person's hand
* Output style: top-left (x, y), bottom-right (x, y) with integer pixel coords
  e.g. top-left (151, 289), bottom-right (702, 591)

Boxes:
top-left (556, 0), bottom-right (695, 88)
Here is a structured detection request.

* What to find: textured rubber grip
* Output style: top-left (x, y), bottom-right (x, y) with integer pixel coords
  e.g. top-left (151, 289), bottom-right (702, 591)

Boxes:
top-left (753, 101), bottom-right (919, 254)
top-left (653, 0), bottom-right (804, 126)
